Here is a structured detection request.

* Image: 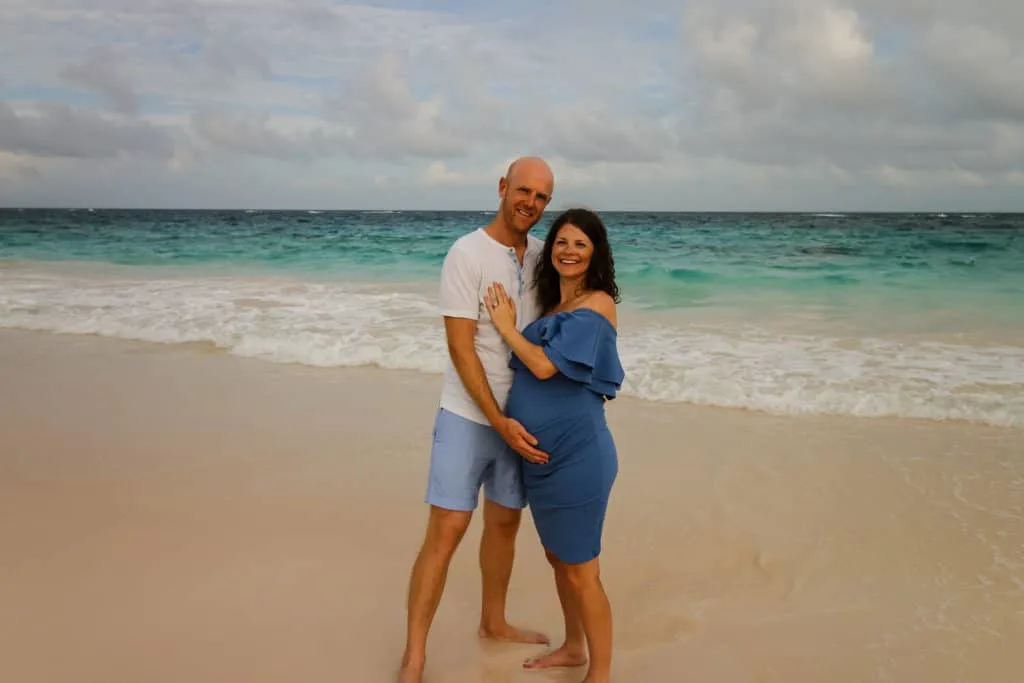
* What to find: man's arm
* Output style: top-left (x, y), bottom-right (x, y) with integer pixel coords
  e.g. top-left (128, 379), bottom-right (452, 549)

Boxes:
top-left (443, 317), bottom-right (505, 427)
top-left (444, 317), bottom-right (548, 464)
top-left (437, 244), bottom-right (548, 464)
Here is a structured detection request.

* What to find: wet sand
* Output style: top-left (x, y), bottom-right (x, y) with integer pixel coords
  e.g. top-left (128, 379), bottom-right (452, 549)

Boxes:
top-left (1, 329), bottom-right (1021, 683)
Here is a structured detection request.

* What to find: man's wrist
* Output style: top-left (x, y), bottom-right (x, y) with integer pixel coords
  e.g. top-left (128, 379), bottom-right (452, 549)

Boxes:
top-left (486, 411), bottom-right (507, 431)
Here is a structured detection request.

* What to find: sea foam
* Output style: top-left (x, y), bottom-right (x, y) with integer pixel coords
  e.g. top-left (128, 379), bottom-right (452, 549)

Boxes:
top-left (2, 266), bottom-right (1022, 428)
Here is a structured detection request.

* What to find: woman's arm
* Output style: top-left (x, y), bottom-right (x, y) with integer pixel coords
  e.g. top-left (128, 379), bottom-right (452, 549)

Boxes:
top-left (485, 283), bottom-right (558, 380)
top-left (500, 323), bottom-right (558, 380)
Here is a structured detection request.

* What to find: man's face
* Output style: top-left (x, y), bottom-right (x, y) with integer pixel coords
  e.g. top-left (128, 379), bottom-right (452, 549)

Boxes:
top-left (499, 162), bottom-right (554, 235)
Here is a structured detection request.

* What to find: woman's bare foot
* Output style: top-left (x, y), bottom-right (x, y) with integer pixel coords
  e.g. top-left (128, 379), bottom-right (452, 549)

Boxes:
top-left (478, 622), bottom-right (550, 645)
top-left (395, 663), bottom-right (423, 683)
top-left (396, 652), bottom-right (424, 683)
top-left (522, 643), bottom-right (588, 669)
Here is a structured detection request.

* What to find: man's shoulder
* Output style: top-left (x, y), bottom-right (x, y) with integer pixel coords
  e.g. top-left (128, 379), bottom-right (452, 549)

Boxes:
top-left (442, 229), bottom-right (486, 271)
top-left (448, 227), bottom-right (487, 253)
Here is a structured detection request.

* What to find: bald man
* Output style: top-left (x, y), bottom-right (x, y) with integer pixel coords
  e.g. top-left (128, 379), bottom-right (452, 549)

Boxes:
top-left (397, 157), bottom-right (556, 683)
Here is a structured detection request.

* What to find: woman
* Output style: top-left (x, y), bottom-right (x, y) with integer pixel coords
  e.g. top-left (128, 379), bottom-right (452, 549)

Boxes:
top-left (484, 207), bottom-right (624, 683)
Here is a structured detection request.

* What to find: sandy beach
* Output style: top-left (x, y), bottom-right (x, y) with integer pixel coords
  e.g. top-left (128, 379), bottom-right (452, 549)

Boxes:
top-left (1, 329), bottom-right (1022, 683)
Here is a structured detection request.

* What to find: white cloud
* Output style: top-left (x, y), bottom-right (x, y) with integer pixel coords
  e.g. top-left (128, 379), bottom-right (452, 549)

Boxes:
top-left (0, 151), bottom-right (40, 183)
top-left (189, 110), bottom-right (343, 160)
top-left (58, 46), bottom-right (139, 115)
top-left (918, 22), bottom-right (1024, 122)
top-left (420, 161), bottom-right (467, 186)
top-left (1, 0), bottom-right (1023, 210)
top-left (0, 101), bottom-right (175, 159)
top-left (327, 51), bottom-right (472, 160)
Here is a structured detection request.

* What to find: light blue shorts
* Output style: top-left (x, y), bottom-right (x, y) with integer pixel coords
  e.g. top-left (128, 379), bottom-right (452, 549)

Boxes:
top-left (425, 408), bottom-right (526, 512)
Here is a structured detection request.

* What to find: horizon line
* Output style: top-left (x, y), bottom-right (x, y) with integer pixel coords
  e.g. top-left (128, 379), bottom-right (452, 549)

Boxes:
top-left (3, 206), bottom-right (1020, 215)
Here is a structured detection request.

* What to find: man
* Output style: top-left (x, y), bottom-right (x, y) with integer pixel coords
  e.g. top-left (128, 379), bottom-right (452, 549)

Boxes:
top-left (397, 157), bottom-right (556, 683)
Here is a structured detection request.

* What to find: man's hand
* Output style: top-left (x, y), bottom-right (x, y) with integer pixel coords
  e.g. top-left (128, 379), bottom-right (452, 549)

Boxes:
top-left (496, 417), bottom-right (549, 464)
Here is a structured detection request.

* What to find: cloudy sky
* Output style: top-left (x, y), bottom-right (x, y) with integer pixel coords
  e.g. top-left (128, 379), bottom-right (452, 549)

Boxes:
top-left (1, 0), bottom-right (1022, 211)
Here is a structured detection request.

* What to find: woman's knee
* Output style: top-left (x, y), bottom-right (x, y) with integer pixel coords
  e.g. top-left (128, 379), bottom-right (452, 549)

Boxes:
top-left (562, 557), bottom-right (601, 591)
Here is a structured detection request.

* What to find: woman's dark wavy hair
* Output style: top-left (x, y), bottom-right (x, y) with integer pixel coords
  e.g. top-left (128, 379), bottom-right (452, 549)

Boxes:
top-left (535, 207), bottom-right (620, 314)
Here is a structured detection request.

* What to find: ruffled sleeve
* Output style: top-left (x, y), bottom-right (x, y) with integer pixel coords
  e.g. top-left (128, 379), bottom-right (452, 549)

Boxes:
top-left (513, 309), bottom-right (625, 399)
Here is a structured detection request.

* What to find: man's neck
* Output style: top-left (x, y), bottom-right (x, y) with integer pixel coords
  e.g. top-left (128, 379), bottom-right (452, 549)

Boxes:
top-left (484, 218), bottom-right (527, 250)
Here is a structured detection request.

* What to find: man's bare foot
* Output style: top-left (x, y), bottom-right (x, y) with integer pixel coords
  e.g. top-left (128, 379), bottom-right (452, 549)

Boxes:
top-left (478, 622), bottom-right (550, 645)
top-left (522, 643), bottom-right (588, 670)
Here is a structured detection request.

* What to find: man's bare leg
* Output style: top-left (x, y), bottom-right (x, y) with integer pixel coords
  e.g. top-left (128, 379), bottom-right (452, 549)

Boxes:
top-left (523, 551), bottom-right (587, 669)
top-left (477, 497), bottom-right (549, 644)
top-left (397, 505), bottom-right (473, 683)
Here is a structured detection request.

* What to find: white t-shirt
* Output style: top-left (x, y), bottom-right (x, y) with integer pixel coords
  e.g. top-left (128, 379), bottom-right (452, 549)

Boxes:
top-left (438, 227), bottom-right (545, 425)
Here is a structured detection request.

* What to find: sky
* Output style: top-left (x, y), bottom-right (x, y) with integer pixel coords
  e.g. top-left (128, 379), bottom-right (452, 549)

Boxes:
top-left (1, 0), bottom-right (1023, 211)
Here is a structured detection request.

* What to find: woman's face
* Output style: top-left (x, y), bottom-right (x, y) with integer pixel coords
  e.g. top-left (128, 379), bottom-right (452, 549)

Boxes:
top-left (551, 223), bottom-right (594, 281)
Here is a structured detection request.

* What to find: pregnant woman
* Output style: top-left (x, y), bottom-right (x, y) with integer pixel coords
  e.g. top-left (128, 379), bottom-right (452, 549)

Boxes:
top-left (484, 207), bottom-right (624, 683)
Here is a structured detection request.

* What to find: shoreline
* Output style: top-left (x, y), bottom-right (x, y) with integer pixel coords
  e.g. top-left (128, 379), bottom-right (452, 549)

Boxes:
top-left (3, 322), bottom-right (1022, 431)
top-left (4, 256), bottom-right (1023, 431)
top-left (2, 329), bottom-right (1022, 682)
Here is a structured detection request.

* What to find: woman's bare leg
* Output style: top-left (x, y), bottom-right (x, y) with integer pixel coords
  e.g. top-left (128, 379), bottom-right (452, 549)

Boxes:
top-left (564, 556), bottom-right (612, 683)
top-left (523, 550), bottom-right (588, 669)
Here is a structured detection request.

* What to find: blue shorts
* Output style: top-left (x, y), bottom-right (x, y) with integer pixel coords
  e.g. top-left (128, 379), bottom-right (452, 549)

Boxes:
top-left (425, 408), bottom-right (526, 512)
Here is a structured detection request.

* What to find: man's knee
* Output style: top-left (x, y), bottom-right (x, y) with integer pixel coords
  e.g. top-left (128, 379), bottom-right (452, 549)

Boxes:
top-left (424, 506), bottom-right (472, 557)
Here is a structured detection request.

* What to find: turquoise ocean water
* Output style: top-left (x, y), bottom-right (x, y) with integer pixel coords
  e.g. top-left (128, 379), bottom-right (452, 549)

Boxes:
top-left (2, 208), bottom-right (1022, 427)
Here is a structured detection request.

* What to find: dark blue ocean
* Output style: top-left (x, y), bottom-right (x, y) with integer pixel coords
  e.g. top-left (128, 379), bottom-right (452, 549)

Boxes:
top-left (2, 208), bottom-right (1022, 427)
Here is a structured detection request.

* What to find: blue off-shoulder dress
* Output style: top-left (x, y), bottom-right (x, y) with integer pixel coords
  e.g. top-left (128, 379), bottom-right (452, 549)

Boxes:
top-left (505, 308), bottom-right (625, 565)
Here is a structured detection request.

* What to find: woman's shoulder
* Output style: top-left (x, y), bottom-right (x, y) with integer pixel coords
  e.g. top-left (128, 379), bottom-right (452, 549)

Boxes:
top-left (578, 291), bottom-right (617, 329)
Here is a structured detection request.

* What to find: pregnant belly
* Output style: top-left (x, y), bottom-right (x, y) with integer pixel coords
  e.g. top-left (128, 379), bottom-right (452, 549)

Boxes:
top-left (528, 410), bottom-right (606, 457)
top-left (505, 372), bottom-right (605, 436)
top-left (522, 419), bottom-right (618, 509)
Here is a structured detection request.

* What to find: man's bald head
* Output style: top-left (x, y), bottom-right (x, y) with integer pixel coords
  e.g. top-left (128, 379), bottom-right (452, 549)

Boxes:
top-left (505, 156), bottom-right (554, 188)
top-left (496, 156), bottom-right (555, 238)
